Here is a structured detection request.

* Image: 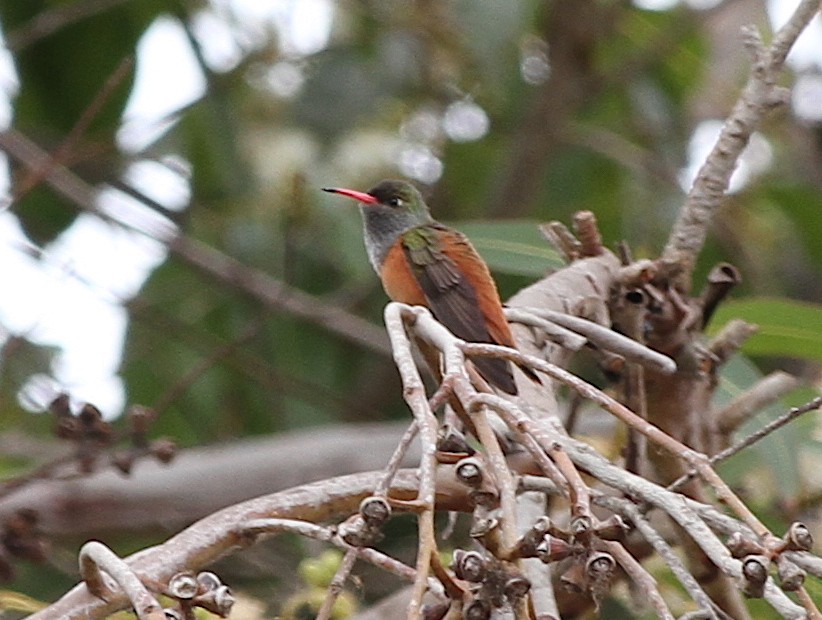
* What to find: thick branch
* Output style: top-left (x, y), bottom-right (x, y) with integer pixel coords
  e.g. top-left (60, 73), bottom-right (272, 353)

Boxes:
top-left (26, 469), bottom-right (470, 620)
top-left (0, 423), bottom-right (415, 537)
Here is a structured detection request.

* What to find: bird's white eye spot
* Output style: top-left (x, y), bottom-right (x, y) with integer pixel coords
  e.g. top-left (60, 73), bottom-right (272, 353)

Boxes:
top-left (388, 197), bottom-right (403, 207)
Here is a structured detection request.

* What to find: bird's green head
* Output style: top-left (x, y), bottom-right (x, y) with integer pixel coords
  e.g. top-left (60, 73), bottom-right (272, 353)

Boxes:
top-left (322, 179), bottom-right (432, 225)
top-left (323, 179), bottom-right (435, 272)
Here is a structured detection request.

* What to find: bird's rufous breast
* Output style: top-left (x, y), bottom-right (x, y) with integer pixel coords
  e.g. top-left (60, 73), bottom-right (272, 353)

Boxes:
top-left (379, 239), bottom-right (428, 306)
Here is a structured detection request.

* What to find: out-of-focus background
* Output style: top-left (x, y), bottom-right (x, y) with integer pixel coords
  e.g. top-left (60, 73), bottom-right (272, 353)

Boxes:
top-left (0, 0), bottom-right (820, 614)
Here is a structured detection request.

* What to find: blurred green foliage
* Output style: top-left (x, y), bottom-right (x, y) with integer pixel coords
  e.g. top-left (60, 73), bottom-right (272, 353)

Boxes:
top-left (0, 0), bottom-right (171, 243)
top-left (711, 297), bottom-right (822, 361)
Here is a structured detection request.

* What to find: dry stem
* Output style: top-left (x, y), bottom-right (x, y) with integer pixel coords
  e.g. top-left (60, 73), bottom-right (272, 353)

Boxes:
top-left (317, 549), bottom-right (358, 620)
top-left (661, 0), bottom-right (822, 289)
top-left (602, 540), bottom-right (674, 620)
top-left (384, 305), bottom-right (442, 619)
top-left (78, 541), bottom-right (165, 620)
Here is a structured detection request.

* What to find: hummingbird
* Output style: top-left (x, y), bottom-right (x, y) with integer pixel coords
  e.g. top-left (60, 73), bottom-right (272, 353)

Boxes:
top-left (323, 179), bottom-right (536, 395)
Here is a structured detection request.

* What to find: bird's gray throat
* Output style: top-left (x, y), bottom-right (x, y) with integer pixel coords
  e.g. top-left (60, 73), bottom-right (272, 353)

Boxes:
top-left (359, 205), bottom-right (423, 272)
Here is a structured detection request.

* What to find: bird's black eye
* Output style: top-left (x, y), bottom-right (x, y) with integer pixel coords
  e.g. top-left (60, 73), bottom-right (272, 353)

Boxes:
top-left (387, 197), bottom-right (403, 207)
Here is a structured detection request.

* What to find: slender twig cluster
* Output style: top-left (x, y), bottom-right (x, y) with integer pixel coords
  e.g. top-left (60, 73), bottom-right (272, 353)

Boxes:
top-left (377, 303), bottom-right (819, 619)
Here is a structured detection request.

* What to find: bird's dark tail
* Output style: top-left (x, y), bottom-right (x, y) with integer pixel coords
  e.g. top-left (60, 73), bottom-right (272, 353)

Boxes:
top-left (471, 356), bottom-right (541, 396)
top-left (472, 356), bottom-right (517, 394)
top-left (517, 362), bottom-right (542, 387)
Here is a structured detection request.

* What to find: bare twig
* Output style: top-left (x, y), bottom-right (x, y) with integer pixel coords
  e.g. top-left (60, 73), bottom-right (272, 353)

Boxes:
top-left (601, 540), bottom-right (675, 620)
top-left (538, 221), bottom-right (580, 262)
top-left (375, 421), bottom-right (419, 497)
top-left (407, 305), bottom-right (526, 551)
top-left (411, 305), bottom-right (772, 548)
top-left (520, 474), bottom-right (737, 619)
top-left (13, 56), bottom-right (134, 204)
top-left (466, 397), bottom-right (520, 550)
top-left (243, 517), bottom-right (336, 541)
top-left (573, 210), bottom-right (604, 257)
top-left (786, 551), bottom-right (822, 581)
top-left (661, 0), bottom-right (822, 288)
top-left (669, 395), bottom-right (822, 493)
top-left (243, 518), bottom-right (428, 586)
top-left (796, 587), bottom-right (822, 620)
top-left (152, 320), bottom-right (264, 416)
top-left (617, 288), bottom-right (648, 476)
top-left (384, 304), bottom-right (441, 619)
top-left (717, 372), bottom-right (801, 433)
top-left (5, 0), bottom-right (136, 51)
top-left (520, 307), bottom-right (677, 374)
top-left (480, 390), bottom-right (756, 612)
top-left (708, 319), bottom-right (759, 364)
top-left (317, 549), bottom-right (358, 620)
top-left (501, 406), bottom-right (762, 615)
top-left (496, 410), bottom-right (570, 495)
top-left (78, 541), bottom-right (165, 620)
top-left (545, 444), bottom-right (592, 527)
top-left (462, 339), bottom-right (774, 539)
top-left (504, 308), bottom-right (588, 351)
top-left (401, 305), bottom-right (530, 618)
top-left (448, 378), bottom-right (519, 557)
top-left (604, 499), bottom-right (720, 619)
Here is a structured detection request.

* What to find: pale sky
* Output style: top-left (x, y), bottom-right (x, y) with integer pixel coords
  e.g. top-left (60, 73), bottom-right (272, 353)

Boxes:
top-left (0, 0), bottom-right (819, 417)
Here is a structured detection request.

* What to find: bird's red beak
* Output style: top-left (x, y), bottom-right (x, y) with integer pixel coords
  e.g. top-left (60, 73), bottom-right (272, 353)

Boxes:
top-left (322, 187), bottom-right (378, 204)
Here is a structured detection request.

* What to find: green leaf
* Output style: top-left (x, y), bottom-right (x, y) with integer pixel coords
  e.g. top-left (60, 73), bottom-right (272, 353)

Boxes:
top-left (0, 590), bottom-right (47, 613)
top-left (714, 356), bottom-right (805, 500)
top-left (767, 184), bottom-right (822, 269)
top-left (1, 1), bottom-right (167, 243)
top-left (453, 220), bottom-right (563, 277)
top-left (708, 297), bottom-right (822, 361)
